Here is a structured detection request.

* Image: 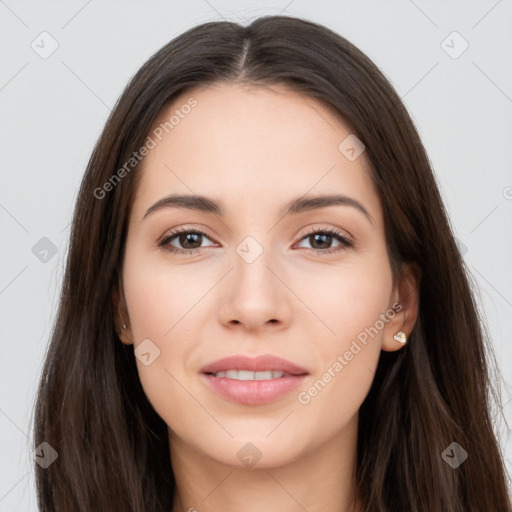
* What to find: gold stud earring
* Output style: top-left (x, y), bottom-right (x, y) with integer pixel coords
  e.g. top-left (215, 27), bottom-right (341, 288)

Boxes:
top-left (393, 331), bottom-right (407, 344)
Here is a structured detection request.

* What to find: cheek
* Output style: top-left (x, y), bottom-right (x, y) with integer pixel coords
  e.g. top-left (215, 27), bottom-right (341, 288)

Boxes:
top-left (121, 245), bottom-right (227, 414)
top-left (121, 250), bottom-right (191, 404)
top-left (295, 249), bottom-right (393, 348)
top-left (293, 250), bottom-right (392, 406)
top-left (123, 247), bottom-right (207, 342)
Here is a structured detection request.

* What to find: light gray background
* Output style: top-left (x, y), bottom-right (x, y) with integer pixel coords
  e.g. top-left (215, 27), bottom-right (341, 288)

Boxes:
top-left (1, 1), bottom-right (511, 509)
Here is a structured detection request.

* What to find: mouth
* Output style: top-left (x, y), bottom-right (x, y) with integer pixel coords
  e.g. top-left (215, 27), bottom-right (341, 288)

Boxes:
top-left (199, 354), bottom-right (309, 405)
top-left (204, 370), bottom-right (300, 380)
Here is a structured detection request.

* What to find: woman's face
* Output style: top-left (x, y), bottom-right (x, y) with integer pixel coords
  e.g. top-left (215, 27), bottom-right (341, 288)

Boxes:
top-left (117, 82), bottom-right (416, 468)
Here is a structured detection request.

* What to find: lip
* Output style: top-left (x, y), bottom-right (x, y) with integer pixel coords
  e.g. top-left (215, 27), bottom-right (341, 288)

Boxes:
top-left (199, 354), bottom-right (309, 405)
top-left (200, 354), bottom-right (309, 375)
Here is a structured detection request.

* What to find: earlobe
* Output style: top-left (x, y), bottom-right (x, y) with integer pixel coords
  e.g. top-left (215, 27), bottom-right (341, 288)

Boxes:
top-left (392, 330), bottom-right (407, 344)
top-left (111, 279), bottom-right (133, 345)
top-left (382, 261), bottom-right (421, 352)
top-left (117, 308), bottom-right (130, 344)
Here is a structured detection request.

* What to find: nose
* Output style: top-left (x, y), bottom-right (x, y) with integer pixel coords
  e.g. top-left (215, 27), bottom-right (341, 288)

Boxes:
top-left (217, 243), bottom-right (292, 333)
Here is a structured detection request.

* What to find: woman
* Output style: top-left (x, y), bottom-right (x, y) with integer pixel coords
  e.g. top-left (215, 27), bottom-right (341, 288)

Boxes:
top-left (32, 14), bottom-right (511, 511)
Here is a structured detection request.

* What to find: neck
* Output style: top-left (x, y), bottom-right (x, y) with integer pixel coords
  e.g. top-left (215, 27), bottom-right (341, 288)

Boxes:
top-left (168, 413), bottom-right (363, 512)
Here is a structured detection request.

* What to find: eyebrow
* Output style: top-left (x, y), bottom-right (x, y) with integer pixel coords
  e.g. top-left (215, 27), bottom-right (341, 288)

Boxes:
top-left (143, 193), bottom-right (373, 225)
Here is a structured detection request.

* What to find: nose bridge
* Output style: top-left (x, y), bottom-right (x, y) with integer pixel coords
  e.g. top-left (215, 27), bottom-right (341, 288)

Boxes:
top-left (219, 232), bottom-right (289, 328)
top-left (233, 233), bottom-right (279, 301)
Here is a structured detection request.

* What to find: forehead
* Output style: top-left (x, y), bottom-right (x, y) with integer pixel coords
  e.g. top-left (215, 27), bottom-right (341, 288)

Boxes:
top-left (131, 82), bottom-right (382, 227)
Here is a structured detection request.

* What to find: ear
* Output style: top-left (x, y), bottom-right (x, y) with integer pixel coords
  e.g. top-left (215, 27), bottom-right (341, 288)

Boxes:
top-left (381, 261), bottom-right (421, 352)
top-left (111, 275), bottom-right (133, 345)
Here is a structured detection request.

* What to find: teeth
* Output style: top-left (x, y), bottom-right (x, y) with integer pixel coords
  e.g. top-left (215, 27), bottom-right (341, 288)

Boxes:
top-left (213, 370), bottom-right (285, 380)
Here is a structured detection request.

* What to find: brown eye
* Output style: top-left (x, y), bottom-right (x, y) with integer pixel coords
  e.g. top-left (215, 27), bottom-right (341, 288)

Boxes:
top-left (174, 232), bottom-right (203, 250)
top-left (158, 228), bottom-right (216, 255)
top-left (296, 229), bottom-right (353, 255)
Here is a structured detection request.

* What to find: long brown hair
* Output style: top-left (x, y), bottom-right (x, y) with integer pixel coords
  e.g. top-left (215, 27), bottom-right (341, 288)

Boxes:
top-left (32, 15), bottom-right (511, 511)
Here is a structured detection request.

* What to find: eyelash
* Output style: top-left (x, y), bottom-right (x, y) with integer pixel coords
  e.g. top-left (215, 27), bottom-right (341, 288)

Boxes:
top-left (157, 226), bottom-right (353, 256)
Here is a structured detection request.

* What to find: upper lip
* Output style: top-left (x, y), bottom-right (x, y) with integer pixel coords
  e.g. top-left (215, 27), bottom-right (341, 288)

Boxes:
top-left (200, 354), bottom-right (309, 375)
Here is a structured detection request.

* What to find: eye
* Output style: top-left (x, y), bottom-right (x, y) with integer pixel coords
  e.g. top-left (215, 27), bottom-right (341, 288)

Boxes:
top-left (295, 228), bottom-right (353, 255)
top-left (158, 227), bottom-right (216, 255)
top-left (157, 226), bottom-right (353, 256)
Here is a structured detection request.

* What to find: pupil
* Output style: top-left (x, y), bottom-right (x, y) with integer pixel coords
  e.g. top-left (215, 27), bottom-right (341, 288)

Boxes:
top-left (181, 233), bottom-right (201, 249)
top-left (312, 233), bottom-right (331, 249)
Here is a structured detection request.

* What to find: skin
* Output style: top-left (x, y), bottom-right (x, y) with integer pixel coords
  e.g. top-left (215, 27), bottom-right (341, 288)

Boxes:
top-left (113, 82), bottom-right (420, 512)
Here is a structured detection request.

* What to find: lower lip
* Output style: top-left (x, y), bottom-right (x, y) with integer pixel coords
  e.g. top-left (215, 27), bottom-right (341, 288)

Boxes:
top-left (200, 373), bottom-right (309, 405)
